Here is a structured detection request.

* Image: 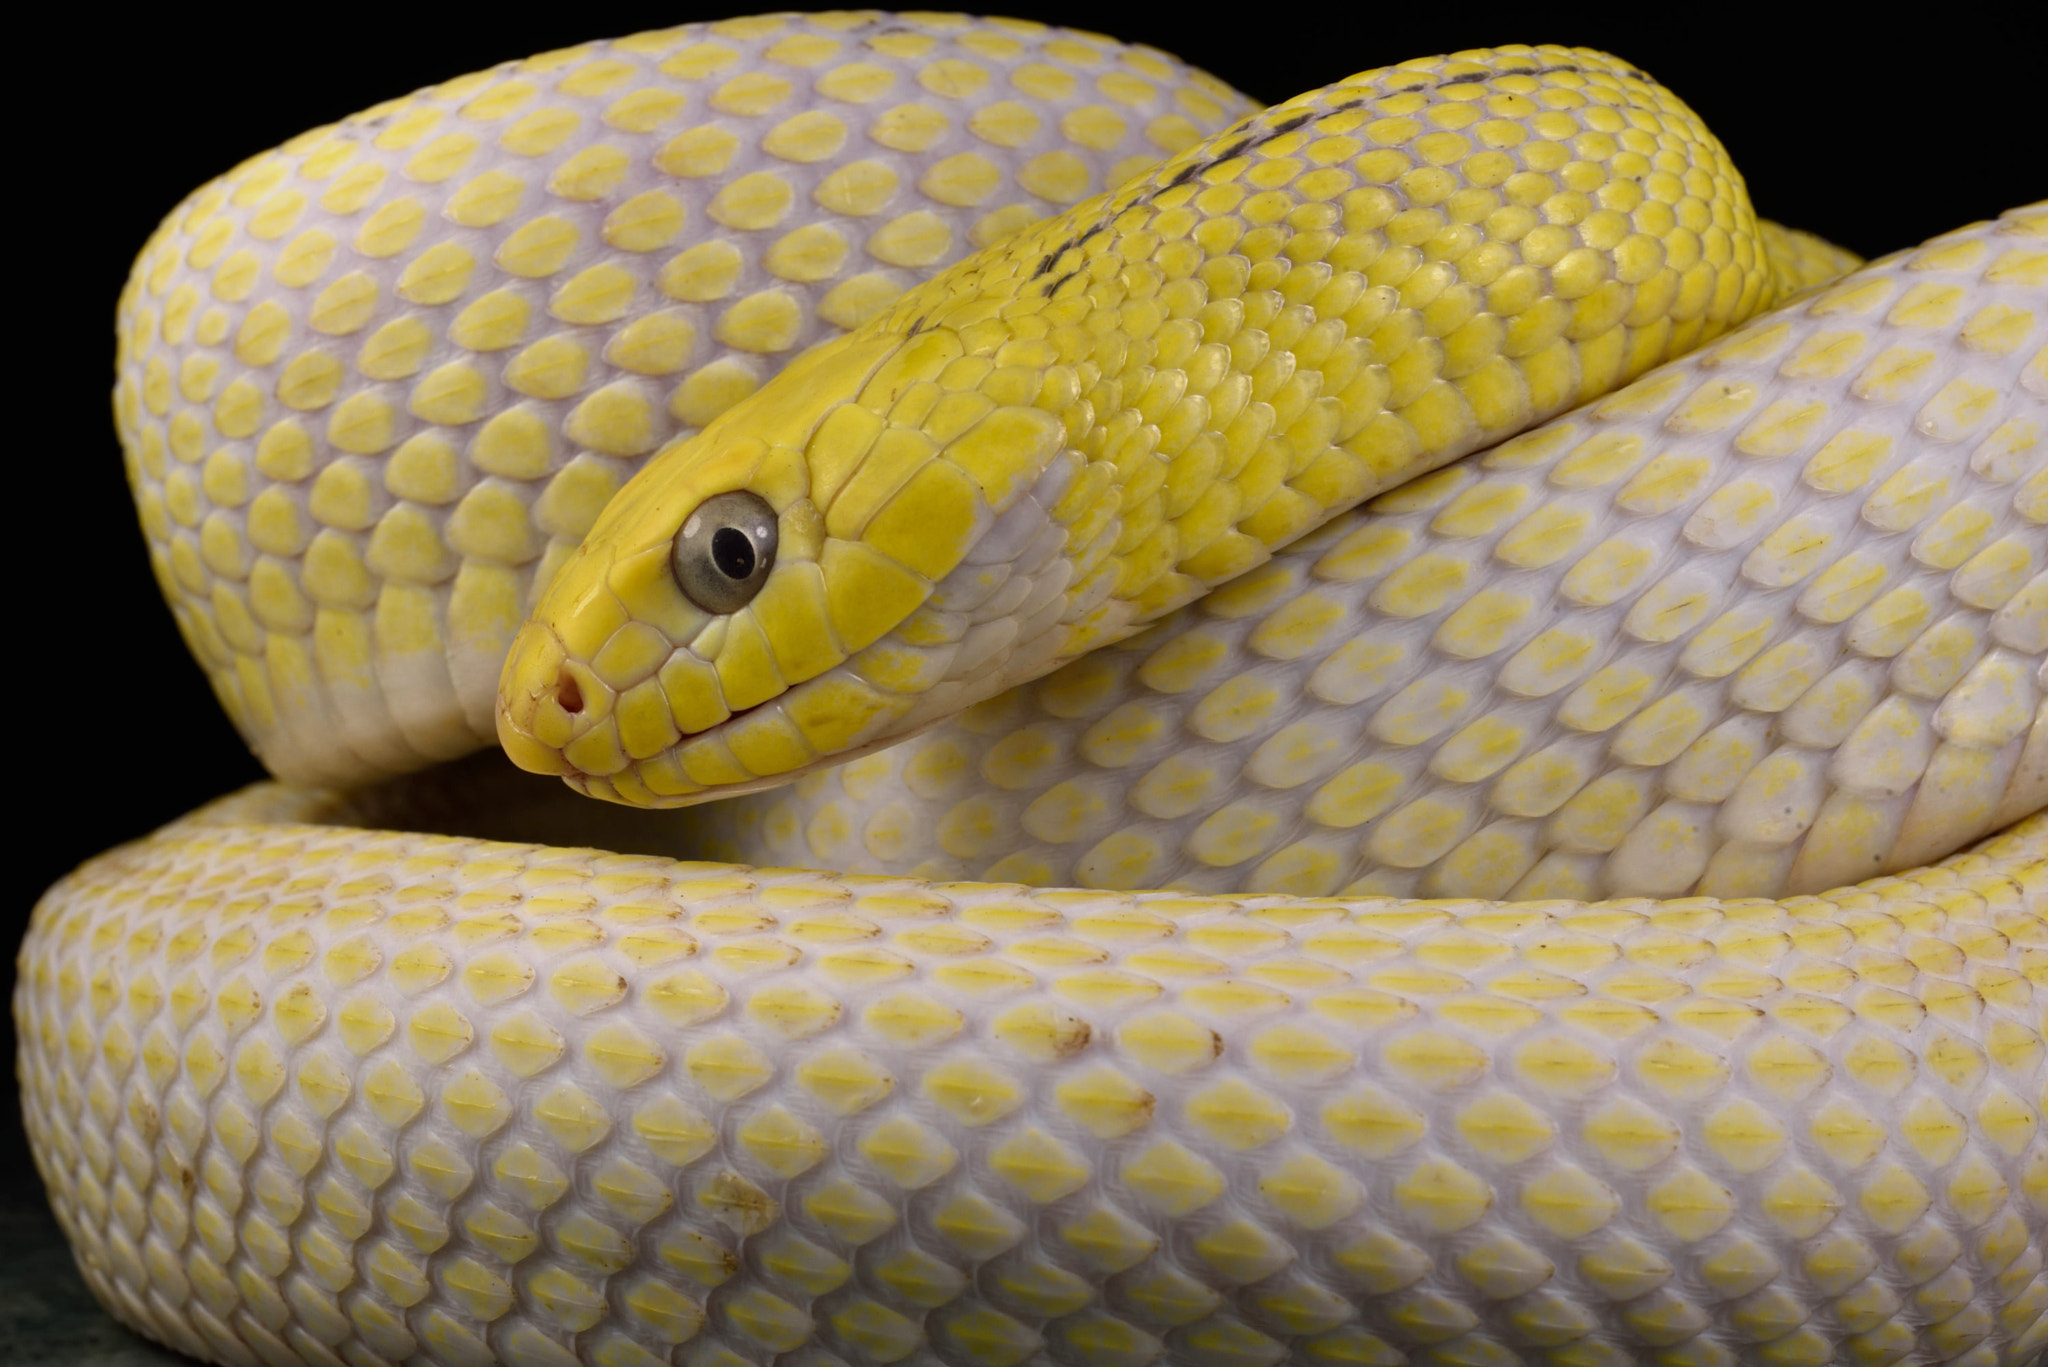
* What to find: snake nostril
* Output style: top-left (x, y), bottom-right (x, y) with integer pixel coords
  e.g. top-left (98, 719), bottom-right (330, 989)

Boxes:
top-left (556, 673), bottom-right (583, 715)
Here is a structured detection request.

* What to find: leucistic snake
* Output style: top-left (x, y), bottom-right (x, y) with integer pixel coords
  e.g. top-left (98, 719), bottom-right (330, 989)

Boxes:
top-left (21, 15), bottom-right (2047, 1367)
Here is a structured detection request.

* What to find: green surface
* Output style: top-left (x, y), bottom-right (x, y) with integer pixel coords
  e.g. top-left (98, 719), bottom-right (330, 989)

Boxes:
top-left (0, 1182), bottom-right (192, 1366)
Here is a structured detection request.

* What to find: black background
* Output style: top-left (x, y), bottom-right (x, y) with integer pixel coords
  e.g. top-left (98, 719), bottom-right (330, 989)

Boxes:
top-left (5, 2), bottom-right (2042, 1186)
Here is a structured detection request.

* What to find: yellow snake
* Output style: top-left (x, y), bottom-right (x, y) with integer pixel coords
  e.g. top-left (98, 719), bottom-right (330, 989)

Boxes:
top-left (20, 15), bottom-right (2047, 1367)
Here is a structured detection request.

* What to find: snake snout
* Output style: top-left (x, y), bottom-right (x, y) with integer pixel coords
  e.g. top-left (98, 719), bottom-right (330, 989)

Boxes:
top-left (497, 623), bottom-right (578, 776)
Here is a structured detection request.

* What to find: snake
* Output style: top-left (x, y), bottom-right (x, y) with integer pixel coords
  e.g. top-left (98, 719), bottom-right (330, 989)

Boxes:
top-left (17, 13), bottom-right (2047, 1367)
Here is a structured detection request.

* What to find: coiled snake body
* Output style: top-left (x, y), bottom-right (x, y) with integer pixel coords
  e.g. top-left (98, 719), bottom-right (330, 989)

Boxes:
top-left (19, 15), bottom-right (2048, 1367)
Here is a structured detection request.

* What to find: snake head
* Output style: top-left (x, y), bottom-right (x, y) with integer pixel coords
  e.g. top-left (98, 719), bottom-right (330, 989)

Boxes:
top-left (498, 326), bottom-right (1092, 807)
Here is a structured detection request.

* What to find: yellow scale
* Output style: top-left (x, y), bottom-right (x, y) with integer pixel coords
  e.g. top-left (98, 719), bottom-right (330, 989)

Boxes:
top-left (22, 12), bottom-right (2048, 1367)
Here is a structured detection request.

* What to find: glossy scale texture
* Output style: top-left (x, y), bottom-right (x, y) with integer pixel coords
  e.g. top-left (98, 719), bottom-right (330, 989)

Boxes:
top-left (28, 13), bottom-right (2047, 1367)
top-left (113, 13), bottom-right (1256, 786)
top-left (18, 794), bottom-right (2048, 1367)
top-left (678, 209), bottom-right (2047, 905)
top-left (501, 43), bottom-right (1801, 804)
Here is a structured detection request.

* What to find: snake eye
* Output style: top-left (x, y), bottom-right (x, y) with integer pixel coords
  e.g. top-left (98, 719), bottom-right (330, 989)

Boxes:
top-left (672, 490), bottom-right (778, 614)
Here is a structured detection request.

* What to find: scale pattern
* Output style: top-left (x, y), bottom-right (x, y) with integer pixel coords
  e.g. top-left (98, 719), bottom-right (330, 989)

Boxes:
top-left (58, 15), bottom-right (2048, 1367)
top-left (504, 44), bottom-right (1788, 807)
top-left (16, 798), bottom-right (2047, 1367)
top-left (1755, 224), bottom-right (1861, 307)
top-left (111, 12), bottom-right (1257, 786)
top-left (681, 208), bottom-right (2048, 903)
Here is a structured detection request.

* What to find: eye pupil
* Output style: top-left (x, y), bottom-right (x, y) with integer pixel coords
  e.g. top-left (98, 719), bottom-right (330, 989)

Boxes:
top-left (711, 527), bottom-right (755, 580)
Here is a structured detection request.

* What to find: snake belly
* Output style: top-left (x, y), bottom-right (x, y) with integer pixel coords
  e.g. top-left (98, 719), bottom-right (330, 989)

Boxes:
top-left (19, 15), bottom-right (2048, 1367)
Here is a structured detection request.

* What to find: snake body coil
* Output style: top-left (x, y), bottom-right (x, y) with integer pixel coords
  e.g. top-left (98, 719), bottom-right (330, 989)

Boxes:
top-left (19, 14), bottom-right (2048, 1367)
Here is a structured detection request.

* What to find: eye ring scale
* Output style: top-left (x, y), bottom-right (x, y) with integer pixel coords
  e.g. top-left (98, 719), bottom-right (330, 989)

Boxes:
top-left (672, 489), bottom-right (779, 615)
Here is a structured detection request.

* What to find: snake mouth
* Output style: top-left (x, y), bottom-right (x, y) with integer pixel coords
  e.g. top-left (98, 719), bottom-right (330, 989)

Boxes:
top-left (497, 612), bottom-right (925, 808)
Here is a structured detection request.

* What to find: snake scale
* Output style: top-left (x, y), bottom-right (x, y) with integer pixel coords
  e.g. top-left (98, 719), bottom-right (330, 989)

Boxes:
top-left (16, 13), bottom-right (2047, 1367)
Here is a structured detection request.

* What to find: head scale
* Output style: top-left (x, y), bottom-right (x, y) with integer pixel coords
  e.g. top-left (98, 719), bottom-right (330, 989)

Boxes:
top-left (498, 328), bottom-right (1085, 807)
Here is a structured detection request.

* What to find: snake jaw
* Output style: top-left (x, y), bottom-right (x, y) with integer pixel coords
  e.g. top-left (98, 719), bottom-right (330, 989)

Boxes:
top-left (514, 444), bottom-right (1115, 809)
top-left (497, 306), bottom-right (1118, 808)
